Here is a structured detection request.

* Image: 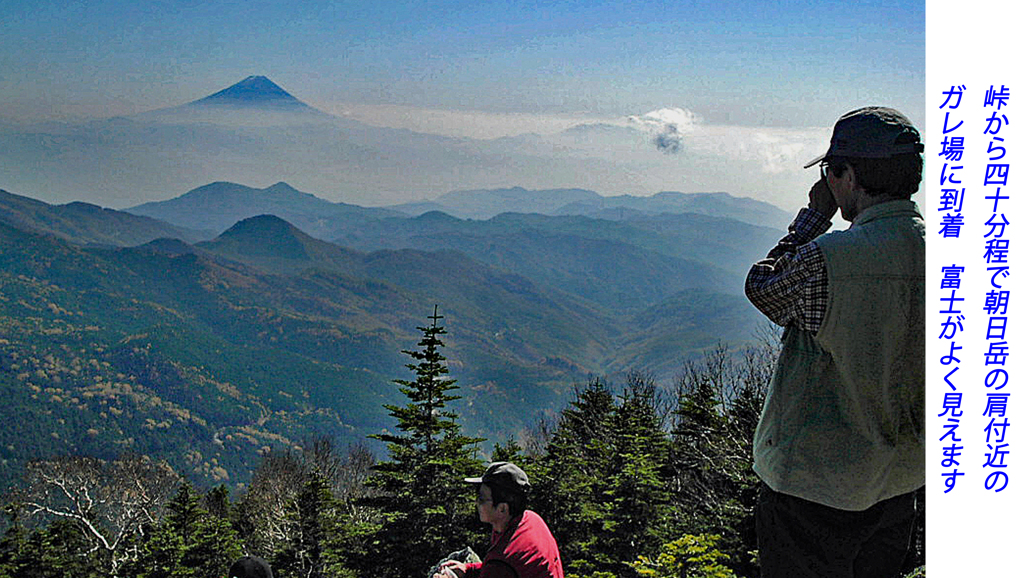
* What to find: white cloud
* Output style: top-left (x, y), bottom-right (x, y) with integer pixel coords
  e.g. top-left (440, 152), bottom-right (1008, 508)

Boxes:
top-left (618, 106), bottom-right (827, 176)
top-left (626, 107), bottom-right (701, 154)
top-left (627, 107), bottom-right (700, 133)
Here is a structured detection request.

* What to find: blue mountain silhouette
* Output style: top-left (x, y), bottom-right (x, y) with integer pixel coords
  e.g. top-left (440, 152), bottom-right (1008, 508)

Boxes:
top-left (189, 75), bottom-right (310, 109)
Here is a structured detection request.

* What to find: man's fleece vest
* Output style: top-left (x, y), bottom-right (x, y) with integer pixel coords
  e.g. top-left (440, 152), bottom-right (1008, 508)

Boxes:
top-left (753, 200), bottom-right (925, 511)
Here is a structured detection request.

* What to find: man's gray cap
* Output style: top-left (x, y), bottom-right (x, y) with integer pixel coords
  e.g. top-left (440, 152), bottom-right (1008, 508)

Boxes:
top-left (804, 106), bottom-right (924, 168)
top-left (465, 461), bottom-right (531, 493)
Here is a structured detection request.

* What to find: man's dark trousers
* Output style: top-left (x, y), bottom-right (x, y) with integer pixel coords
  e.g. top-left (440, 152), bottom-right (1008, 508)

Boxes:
top-left (756, 484), bottom-right (917, 578)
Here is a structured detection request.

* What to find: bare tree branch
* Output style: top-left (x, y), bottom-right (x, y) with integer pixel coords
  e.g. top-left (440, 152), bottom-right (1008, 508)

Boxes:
top-left (19, 454), bottom-right (179, 574)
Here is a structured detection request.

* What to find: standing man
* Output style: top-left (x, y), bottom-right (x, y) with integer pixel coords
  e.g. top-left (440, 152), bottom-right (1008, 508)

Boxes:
top-left (745, 107), bottom-right (925, 578)
top-left (433, 462), bottom-right (564, 578)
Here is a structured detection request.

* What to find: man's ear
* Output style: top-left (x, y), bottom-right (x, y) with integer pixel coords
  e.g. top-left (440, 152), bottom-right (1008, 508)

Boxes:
top-left (844, 164), bottom-right (861, 193)
top-left (497, 502), bottom-right (509, 516)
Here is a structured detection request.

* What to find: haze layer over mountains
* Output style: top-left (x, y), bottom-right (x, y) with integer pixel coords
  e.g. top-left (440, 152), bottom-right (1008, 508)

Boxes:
top-left (0, 76), bottom-right (823, 209)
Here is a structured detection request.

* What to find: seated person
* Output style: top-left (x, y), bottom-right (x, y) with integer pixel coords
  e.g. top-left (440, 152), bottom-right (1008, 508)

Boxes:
top-left (434, 462), bottom-right (563, 578)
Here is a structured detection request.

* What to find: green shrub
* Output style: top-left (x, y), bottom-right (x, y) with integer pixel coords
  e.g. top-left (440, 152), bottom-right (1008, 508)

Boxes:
top-left (629, 534), bottom-right (738, 578)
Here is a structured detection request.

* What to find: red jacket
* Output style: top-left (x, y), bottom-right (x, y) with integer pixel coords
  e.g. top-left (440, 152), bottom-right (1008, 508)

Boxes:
top-left (464, 510), bottom-right (564, 578)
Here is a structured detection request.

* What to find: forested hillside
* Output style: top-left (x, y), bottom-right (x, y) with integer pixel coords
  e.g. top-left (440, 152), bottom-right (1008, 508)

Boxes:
top-left (0, 317), bottom-right (925, 578)
top-left (1, 188), bottom-right (771, 490)
top-left (0, 186), bottom-right (930, 578)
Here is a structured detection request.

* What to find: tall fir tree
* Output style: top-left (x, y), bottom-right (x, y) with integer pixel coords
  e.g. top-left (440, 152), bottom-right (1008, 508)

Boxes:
top-left (363, 307), bottom-right (484, 578)
top-left (490, 436), bottom-right (526, 464)
top-left (0, 504), bottom-right (29, 578)
top-left (21, 518), bottom-right (105, 578)
top-left (128, 482), bottom-right (242, 578)
top-left (669, 352), bottom-right (730, 537)
top-left (669, 344), bottom-right (772, 577)
top-left (718, 350), bottom-right (771, 578)
top-left (531, 378), bottom-right (616, 576)
top-left (601, 373), bottom-right (671, 574)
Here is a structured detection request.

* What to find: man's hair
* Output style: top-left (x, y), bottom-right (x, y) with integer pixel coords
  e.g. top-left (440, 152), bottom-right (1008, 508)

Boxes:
top-left (486, 482), bottom-right (527, 519)
top-left (830, 136), bottom-right (923, 200)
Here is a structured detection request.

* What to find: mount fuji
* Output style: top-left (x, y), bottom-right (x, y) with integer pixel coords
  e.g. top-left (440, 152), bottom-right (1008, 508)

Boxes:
top-left (136, 75), bottom-right (332, 124)
top-left (188, 75), bottom-right (313, 110)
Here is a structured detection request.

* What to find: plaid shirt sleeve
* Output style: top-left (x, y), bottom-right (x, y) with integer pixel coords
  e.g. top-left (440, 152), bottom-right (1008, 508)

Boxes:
top-left (745, 207), bottom-right (833, 333)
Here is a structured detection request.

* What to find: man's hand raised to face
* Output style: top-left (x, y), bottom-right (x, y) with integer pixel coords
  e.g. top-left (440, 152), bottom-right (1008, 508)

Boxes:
top-left (808, 176), bottom-right (838, 220)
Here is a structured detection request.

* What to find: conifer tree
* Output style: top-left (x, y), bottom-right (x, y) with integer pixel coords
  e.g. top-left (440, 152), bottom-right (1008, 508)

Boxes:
top-left (669, 343), bottom-right (774, 577)
top-left (531, 378), bottom-right (616, 576)
top-left (24, 518), bottom-right (104, 578)
top-left (363, 307), bottom-right (484, 578)
top-left (601, 373), bottom-right (671, 573)
top-left (0, 505), bottom-right (30, 578)
top-left (324, 445), bottom-right (380, 578)
top-left (130, 482), bottom-right (242, 578)
top-left (490, 436), bottom-right (526, 464)
top-left (669, 349), bottom-right (731, 536)
top-left (203, 485), bottom-right (233, 522)
top-left (718, 348), bottom-right (772, 578)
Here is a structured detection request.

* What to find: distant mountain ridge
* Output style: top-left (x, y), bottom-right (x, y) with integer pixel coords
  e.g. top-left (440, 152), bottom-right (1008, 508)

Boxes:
top-left (388, 186), bottom-right (791, 228)
top-left (555, 190), bottom-right (792, 229)
top-left (331, 208), bottom-right (780, 312)
top-left (0, 189), bottom-right (206, 246)
top-left (126, 181), bottom-right (789, 241)
top-left (0, 212), bottom-right (618, 474)
top-left (408, 187), bottom-right (603, 219)
top-left (127, 182), bottom-right (402, 237)
top-left (118, 181), bottom-right (785, 314)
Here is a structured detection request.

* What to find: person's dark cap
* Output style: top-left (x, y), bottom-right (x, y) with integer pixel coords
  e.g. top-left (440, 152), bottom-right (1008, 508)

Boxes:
top-left (229, 556), bottom-right (274, 578)
top-left (465, 461), bottom-right (530, 493)
top-left (803, 106), bottom-right (924, 168)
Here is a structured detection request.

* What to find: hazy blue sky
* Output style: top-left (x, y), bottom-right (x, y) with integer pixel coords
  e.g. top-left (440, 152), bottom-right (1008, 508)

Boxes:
top-left (0, 0), bottom-right (925, 209)
top-left (2, 0), bottom-right (923, 128)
